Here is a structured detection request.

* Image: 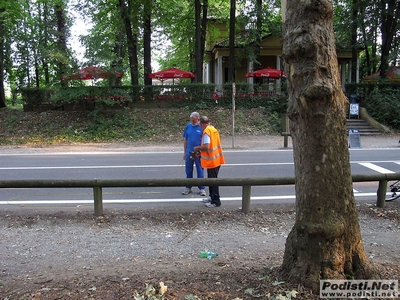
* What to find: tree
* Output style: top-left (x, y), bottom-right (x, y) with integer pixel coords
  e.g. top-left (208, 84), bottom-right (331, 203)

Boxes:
top-left (0, 0), bottom-right (23, 107)
top-left (379, 0), bottom-right (400, 79)
top-left (279, 0), bottom-right (379, 291)
top-left (350, 0), bottom-right (359, 82)
top-left (118, 0), bottom-right (139, 86)
top-left (254, 0), bottom-right (263, 70)
top-left (143, 0), bottom-right (152, 86)
top-left (55, 1), bottom-right (69, 88)
top-left (228, 0), bottom-right (235, 82)
top-left (0, 4), bottom-right (6, 107)
top-left (194, 0), bottom-right (208, 83)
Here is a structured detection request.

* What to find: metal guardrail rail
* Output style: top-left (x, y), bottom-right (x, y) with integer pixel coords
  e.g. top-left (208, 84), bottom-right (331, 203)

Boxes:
top-left (1, 173), bottom-right (399, 216)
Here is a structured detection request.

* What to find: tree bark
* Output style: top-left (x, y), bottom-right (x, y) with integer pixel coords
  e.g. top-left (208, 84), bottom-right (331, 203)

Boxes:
top-left (279, 0), bottom-right (379, 291)
top-left (254, 0), bottom-right (263, 70)
top-left (119, 0), bottom-right (139, 87)
top-left (0, 7), bottom-right (6, 107)
top-left (379, 0), bottom-right (400, 78)
top-left (143, 0), bottom-right (152, 86)
top-left (228, 0), bottom-right (235, 82)
top-left (55, 2), bottom-right (68, 88)
top-left (351, 0), bottom-right (358, 82)
top-left (195, 0), bottom-right (202, 83)
top-left (200, 0), bottom-right (208, 80)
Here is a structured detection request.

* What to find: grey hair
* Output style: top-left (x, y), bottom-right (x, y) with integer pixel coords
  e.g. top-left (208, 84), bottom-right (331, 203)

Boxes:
top-left (190, 111), bottom-right (200, 118)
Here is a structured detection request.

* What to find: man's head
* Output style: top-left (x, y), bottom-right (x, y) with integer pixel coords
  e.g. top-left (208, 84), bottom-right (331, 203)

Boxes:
top-left (190, 112), bottom-right (200, 125)
top-left (199, 116), bottom-right (210, 130)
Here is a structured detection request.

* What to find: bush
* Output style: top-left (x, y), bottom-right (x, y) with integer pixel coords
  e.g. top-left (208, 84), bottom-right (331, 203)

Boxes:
top-left (365, 87), bottom-right (400, 129)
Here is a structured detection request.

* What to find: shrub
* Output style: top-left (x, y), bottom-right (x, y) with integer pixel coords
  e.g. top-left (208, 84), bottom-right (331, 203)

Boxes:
top-left (365, 87), bottom-right (400, 129)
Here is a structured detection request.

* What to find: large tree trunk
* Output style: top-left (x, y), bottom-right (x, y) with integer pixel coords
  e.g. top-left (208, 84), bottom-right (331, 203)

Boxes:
top-left (279, 0), bottom-right (379, 291)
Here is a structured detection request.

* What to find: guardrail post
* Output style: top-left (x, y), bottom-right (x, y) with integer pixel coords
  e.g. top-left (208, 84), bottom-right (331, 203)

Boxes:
top-left (281, 114), bottom-right (289, 148)
top-left (93, 187), bottom-right (103, 216)
top-left (376, 180), bottom-right (387, 208)
top-left (242, 185), bottom-right (251, 214)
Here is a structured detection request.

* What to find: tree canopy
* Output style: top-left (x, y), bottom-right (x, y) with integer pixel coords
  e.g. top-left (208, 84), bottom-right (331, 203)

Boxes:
top-left (1, 0), bottom-right (399, 106)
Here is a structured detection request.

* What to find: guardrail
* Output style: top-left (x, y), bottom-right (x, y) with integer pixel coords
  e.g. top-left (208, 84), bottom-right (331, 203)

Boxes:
top-left (1, 173), bottom-right (399, 216)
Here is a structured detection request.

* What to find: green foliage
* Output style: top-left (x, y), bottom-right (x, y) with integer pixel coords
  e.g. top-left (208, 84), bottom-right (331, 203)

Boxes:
top-left (21, 84), bottom-right (288, 120)
top-left (364, 87), bottom-right (400, 129)
top-left (51, 86), bottom-right (133, 105)
top-left (3, 113), bottom-right (19, 127)
top-left (345, 82), bottom-right (400, 130)
top-left (0, 105), bottom-right (279, 145)
top-left (20, 88), bottom-right (57, 105)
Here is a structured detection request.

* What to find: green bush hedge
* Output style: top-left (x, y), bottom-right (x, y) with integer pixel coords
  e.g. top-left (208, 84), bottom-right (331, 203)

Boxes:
top-left (345, 82), bottom-right (400, 130)
top-left (20, 84), bottom-right (288, 115)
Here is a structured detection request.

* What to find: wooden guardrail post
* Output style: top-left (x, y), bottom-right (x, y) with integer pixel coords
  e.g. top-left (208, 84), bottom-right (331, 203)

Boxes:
top-left (1, 174), bottom-right (399, 215)
top-left (242, 185), bottom-right (251, 214)
top-left (93, 186), bottom-right (103, 216)
top-left (376, 180), bottom-right (387, 208)
top-left (281, 114), bottom-right (290, 148)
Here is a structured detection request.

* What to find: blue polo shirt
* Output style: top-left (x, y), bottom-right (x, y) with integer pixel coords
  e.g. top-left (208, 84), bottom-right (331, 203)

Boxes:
top-left (183, 123), bottom-right (203, 156)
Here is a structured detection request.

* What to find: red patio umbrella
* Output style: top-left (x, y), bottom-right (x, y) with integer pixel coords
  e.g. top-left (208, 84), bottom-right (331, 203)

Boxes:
top-left (245, 67), bottom-right (285, 79)
top-left (362, 66), bottom-right (400, 82)
top-left (62, 66), bottom-right (123, 80)
top-left (149, 67), bottom-right (195, 83)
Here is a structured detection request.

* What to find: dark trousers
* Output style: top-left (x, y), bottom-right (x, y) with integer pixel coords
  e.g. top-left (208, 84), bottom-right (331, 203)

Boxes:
top-left (207, 166), bottom-right (221, 206)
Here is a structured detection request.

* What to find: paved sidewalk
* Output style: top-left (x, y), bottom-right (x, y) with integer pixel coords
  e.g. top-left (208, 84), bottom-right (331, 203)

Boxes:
top-left (221, 134), bottom-right (400, 150)
top-left (0, 134), bottom-right (398, 154)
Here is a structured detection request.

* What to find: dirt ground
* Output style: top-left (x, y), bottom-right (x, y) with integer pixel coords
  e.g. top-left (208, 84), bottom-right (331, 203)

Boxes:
top-left (1, 199), bottom-right (399, 300)
top-left (1, 127), bottom-right (400, 299)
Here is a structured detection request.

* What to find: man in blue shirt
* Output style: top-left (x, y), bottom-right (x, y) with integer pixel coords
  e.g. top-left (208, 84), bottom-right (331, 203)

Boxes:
top-left (182, 112), bottom-right (206, 196)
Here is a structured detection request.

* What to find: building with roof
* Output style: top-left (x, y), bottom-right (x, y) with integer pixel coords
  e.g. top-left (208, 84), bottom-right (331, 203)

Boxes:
top-left (203, 19), bottom-right (359, 92)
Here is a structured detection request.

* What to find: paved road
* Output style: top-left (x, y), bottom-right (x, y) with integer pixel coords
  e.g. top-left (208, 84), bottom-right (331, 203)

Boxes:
top-left (0, 148), bottom-right (399, 211)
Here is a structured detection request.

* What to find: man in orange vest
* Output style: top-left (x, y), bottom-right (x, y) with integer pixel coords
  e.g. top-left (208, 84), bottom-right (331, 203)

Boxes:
top-left (194, 116), bottom-right (226, 207)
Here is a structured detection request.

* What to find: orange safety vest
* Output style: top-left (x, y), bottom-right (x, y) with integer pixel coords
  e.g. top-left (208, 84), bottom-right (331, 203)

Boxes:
top-left (200, 125), bottom-right (226, 169)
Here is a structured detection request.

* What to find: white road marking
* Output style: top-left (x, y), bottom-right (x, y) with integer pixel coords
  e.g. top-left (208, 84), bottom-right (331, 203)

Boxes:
top-left (0, 192), bottom-right (380, 205)
top-left (358, 162), bottom-right (395, 174)
top-left (0, 162), bottom-right (295, 170)
top-left (0, 149), bottom-right (293, 156)
top-left (2, 161), bottom-right (400, 171)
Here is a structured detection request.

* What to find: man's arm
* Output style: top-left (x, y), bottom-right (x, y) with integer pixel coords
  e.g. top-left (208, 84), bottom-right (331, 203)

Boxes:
top-left (194, 143), bottom-right (209, 152)
top-left (194, 133), bottom-right (210, 153)
top-left (183, 139), bottom-right (188, 159)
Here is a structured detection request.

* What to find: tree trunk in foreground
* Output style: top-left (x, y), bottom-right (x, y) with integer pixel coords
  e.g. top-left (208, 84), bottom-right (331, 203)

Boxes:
top-left (279, 0), bottom-right (379, 291)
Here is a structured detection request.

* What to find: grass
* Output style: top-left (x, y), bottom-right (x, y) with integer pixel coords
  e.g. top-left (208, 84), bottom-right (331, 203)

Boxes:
top-left (0, 107), bottom-right (279, 146)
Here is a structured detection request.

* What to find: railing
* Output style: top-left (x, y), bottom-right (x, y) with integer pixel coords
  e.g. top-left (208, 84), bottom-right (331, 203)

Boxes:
top-left (1, 173), bottom-right (399, 216)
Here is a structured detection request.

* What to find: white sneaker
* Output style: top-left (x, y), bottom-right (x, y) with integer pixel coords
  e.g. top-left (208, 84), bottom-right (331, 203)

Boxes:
top-left (199, 189), bottom-right (206, 196)
top-left (182, 188), bottom-right (192, 195)
top-left (205, 202), bottom-right (217, 208)
top-left (202, 197), bottom-right (211, 203)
